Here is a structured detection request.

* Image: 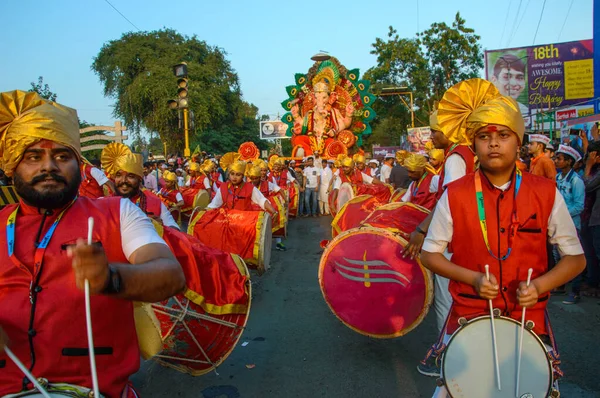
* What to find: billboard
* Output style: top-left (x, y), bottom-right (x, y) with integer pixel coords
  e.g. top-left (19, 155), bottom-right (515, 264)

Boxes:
top-left (485, 40), bottom-right (594, 128)
top-left (259, 120), bottom-right (290, 140)
top-left (372, 146), bottom-right (401, 159)
top-left (407, 126), bottom-right (431, 153)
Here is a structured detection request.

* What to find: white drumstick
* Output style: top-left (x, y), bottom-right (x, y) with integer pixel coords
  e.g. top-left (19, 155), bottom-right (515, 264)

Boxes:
top-left (85, 217), bottom-right (100, 398)
top-left (5, 347), bottom-right (51, 398)
top-left (515, 268), bottom-right (533, 397)
top-left (485, 264), bottom-right (501, 391)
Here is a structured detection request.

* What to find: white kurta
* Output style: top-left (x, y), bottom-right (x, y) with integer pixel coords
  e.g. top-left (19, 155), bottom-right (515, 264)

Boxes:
top-left (319, 167), bottom-right (333, 202)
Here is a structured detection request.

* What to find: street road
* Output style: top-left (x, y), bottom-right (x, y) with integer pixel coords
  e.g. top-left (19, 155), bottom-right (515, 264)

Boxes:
top-left (133, 216), bottom-right (600, 397)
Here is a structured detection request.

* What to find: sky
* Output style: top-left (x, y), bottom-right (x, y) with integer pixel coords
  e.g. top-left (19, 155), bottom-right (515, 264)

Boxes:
top-left (0, 0), bottom-right (595, 141)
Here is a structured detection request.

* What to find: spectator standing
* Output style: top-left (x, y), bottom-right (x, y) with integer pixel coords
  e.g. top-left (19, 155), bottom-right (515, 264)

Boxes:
top-left (380, 154), bottom-right (394, 183)
top-left (581, 142), bottom-right (600, 298)
top-left (295, 165), bottom-right (306, 217)
top-left (303, 156), bottom-right (320, 217)
top-left (528, 134), bottom-right (557, 179)
top-left (389, 151), bottom-right (411, 189)
top-left (143, 162), bottom-right (158, 192)
top-left (319, 159), bottom-right (333, 215)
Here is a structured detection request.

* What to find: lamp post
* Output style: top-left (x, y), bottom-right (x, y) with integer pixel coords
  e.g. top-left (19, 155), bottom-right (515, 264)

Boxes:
top-left (168, 62), bottom-right (191, 157)
top-left (379, 87), bottom-right (415, 128)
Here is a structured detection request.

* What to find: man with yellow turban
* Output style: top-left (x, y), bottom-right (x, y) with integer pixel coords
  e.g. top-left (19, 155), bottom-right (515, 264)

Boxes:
top-left (185, 161), bottom-right (212, 192)
top-left (101, 144), bottom-right (180, 231)
top-left (157, 170), bottom-right (185, 213)
top-left (79, 159), bottom-right (115, 199)
top-left (206, 160), bottom-right (277, 216)
top-left (267, 157), bottom-right (296, 188)
top-left (332, 155), bottom-right (382, 190)
top-left (202, 159), bottom-right (223, 190)
top-left (416, 80), bottom-right (584, 394)
top-left (0, 90), bottom-right (185, 397)
top-left (400, 153), bottom-right (437, 210)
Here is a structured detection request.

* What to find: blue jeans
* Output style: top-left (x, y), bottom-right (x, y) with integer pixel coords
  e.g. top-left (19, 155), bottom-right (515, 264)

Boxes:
top-left (304, 187), bottom-right (318, 215)
top-left (298, 191), bottom-right (305, 216)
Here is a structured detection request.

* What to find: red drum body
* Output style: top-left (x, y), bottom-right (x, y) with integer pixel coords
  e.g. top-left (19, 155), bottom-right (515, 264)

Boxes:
top-left (287, 182), bottom-right (299, 218)
top-left (389, 188), bottom-right (407, 203)
top-left (319, 227), bottom-right (433, 338)
top-left (354, 183), bottom-right (393, 203)
top-left (251, 193), bottom-right (288, 238)
top-left (328, 189), bottom-right (338, 218)
top-left (331, 195), bottom-right (381, 238)
top-left (136, 224), bottom-right (251, 376)
top-left (361, 202), bottom-right (430, 240)
top-left (188, 209), bottom-right (272, 274)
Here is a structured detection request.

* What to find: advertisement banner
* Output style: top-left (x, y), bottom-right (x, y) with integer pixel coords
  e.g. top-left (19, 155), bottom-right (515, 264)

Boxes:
top-left (372, 146), bottom-right (401, 159)
top-left (485, 40), bottom-right (594, 127)
top-left (407, 126), bottom-right (431, 153)
top-left (259, 121), bottom-right (290, 140)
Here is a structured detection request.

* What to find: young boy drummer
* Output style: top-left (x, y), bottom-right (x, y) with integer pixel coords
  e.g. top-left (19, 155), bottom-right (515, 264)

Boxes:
top-left (420, 79), bottom-right (585, 397)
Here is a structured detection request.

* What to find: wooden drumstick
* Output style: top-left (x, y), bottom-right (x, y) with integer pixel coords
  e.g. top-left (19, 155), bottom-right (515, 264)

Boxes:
top-left (5, 347), bottom-right (51, 398)
top-left (85, 217), bottom-right (100, 398)
top-left (516, 268), bottom-right (534, 397)
top-left (485, 264), bottom-right (502, 391)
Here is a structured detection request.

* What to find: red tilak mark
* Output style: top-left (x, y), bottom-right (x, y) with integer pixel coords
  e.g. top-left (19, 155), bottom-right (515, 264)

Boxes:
top-left (38, 139), bottom-right (57, 149)
top-left (486, 126), bottom-right (498, 132)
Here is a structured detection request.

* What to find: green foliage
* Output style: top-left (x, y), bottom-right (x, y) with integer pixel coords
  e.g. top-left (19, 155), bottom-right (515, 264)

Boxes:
top-left (92, 29), bottom-right (262, 155)
top-left (30, 76), bottom-right (58, 102)
top-left (364, 12), bottom-right (483, 149)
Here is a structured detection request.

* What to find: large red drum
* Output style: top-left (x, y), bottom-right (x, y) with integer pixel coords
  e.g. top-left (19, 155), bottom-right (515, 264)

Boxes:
top-left (355, 183), bottom-right (394, 203)
top-left (360, 202), bottom-right (430, 240)
top-left (251, 193), bottom-right (288, 238)
top-left (180, 187), bottom-right (210, 216)
top-left (319, 227), bottom-right (433, 338)
top-left (331, 195), bottom-right (382, 238)
top-left (328, 189), bottom-right (338, 217)
top-left (135, 223), bottom-right (251, 376)
top-left (286, 182), bottom-right (300, 218)
top-left (188, 209), bottom-right (272, 274)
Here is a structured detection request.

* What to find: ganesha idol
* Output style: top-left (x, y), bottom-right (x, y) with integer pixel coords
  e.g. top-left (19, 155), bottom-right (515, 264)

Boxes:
top-left (281, 56), bottom-right (377, 158)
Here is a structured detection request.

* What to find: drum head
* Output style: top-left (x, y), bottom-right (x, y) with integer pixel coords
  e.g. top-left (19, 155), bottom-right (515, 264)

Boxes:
top-left (442, 316), bottom-right (552, 398)
top-left (361, 202), bottom-right (430, 240)
top-left (319, 227), bottom-right (433, 338)
top-left (336, 183), bottom-right (354, 213)
top-left (193, 190), bottom-right (210, 210)
top-left (257, 214), bottom-right (272, 274)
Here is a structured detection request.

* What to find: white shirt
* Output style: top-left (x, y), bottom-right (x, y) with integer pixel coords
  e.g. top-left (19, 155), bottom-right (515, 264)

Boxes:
top-left (206, 185), bottom-right (268, 210)
top-left (177, 176), bottom-right (185, 187)
top-left (401, 177), bottom-right (438, 202)
top-left (143, 173), bottom-right (158, 192)
top-left (118, 198), bottom-right (167, 259)
top-left (267, 181), bottom-right (281, 193)
top-left (304, 166), bottom-right (320, 188)
top-left (429, 154), bottom-right (467, 194)
top-left (159, 202), bottom-right (180, 230)
top-left (423, 186), bottom-right (584, 257)
top-left (380, 164), bottom-right (392, 183)
top-left (332, 172), bottom-right (373, 190)
top-left (90, 167), bottom-right (109, 186)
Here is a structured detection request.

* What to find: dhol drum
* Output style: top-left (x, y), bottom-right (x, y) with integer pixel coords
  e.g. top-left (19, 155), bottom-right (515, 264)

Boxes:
top-left (361, 202), bottom-right (430, 240)
top-left (355, 183), bottom-right (394, 203)
top-left (180, 187), bottom-right (210, 217)
top-left (319, 227), bottom-right (433, 338)
top-left (188, 209), bottom-right (272, 274)
top-left (331, 195), bottom-right (382, 238)
top-left (441, 315), bottom-right (554, 398)
top-left (136, 223), bottom-right (251, 376)
top-left (328, 188), bottom-right (338, 217)
top-left (389, 188), bottom-right (407, 203)
top-left (251, 193), bottom-right (288, 238)
top-left (287, 182), bottom-right (300, 218)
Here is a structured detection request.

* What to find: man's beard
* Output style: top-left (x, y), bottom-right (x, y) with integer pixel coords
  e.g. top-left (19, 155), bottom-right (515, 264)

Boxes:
top-left (116, 182), bottom-right (140, 199)
top-left (14, 172), bottom-right (81, 209)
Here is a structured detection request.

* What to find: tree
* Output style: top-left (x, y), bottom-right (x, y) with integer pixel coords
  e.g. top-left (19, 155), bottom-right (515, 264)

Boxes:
top-left (92, 29), bottom-right (262, 155)
top-left (30, 76), bottom-right (58, 102)
top-left (364, 12), bottom-right (483, 148)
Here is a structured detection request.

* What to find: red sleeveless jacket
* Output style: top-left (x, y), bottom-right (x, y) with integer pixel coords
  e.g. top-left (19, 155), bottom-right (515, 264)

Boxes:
top-left (0, 197), bottom-right (139, 397)
top-left (445, 171), bottom-right (556, 335)
top-left (219, 182), bottom-right (255, 211)
top-left (409, 171), bottom-right (437, 210)
top-left (269, 170), bottom-right (289, 188)
top-left (339, 169), bottom-right (364, 185)
top-left (436, 144), bottom-right (475, 199)
top-left (78, 164), bottom-right (105, 199)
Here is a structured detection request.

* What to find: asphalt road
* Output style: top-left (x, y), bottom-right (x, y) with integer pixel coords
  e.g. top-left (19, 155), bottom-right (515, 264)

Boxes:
top-left (133, 216), bottom-right (600, 398)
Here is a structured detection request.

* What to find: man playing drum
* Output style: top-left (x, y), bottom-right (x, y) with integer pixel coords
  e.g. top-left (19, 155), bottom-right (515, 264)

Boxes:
top-left (102, 145), bottom-right (180, 231)
top-left (185, 162), bottom-right (212, 192)
top-left (0, 90), bottom-right (186, 397)
top-left (331, 155), bottom-right (383, 190)
top-left (157, 170), bottom-right (185, 215)
top-left (400, 153), bottom-right (437, 211)
top-left (267, 158), bottom-right (296, 188)
top-left (419, 79), bottom-right (585, 397)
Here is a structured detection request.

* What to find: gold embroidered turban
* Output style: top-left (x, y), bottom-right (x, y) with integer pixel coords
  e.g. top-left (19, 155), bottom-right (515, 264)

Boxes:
top-left (403, 154), bottom-right (428, 172)
top-left (229, 160), bottom-right (247, 174)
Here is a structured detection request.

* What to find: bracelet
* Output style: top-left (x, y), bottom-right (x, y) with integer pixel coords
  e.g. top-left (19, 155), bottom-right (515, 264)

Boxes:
top-left (416, 226), bottom-right (426, 235)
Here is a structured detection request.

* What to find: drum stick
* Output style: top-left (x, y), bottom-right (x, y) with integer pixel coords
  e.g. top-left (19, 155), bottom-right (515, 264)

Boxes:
top-left (5, 347), bottom-right (51, 398)
top-left (485, 264), bottom-right (501, 391)
top-left (85, 217), bottom-right (100, 398)
top-left (515, 268), bottom-right (534, 398)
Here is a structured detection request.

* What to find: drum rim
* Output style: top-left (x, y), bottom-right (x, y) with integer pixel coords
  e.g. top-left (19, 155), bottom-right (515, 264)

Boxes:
top-left (193, 189), bottom-right (210, 210)
top-left (441, 314), bottom-right (553, 397)
top-left (331, 194), bottom-right (377, 237)
top-left (257, 213), bottom-right (272, 274)
top-left (318, 226), bottom-right (434, 338)
top-left (154, 256), bottom-right (252, 376)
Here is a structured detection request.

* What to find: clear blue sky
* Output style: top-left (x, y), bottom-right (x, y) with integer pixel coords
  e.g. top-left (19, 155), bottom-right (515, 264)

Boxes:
top-left (1, 0), bottom-right (594, 136)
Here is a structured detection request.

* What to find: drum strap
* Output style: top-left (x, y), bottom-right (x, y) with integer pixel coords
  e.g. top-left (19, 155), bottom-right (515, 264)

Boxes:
top-left (545, 311), bottom-right (564, 380)
top-left (420, 304), bottom-right (454, 364)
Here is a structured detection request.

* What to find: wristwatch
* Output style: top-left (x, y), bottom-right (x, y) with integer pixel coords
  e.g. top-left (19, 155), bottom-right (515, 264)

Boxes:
top-left (102, 265), bottom-right (122, 294)
top-left (415, 226), bottom-right (427, 235)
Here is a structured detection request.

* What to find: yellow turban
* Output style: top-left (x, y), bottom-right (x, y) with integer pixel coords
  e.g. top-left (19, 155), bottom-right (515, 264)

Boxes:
top-left (340, 155), bottom-right (354, 168)
top-left (113, 153), bottom-right (143, 178)
top-left (428, 148), bottom-right (444, 163)
top-left (201, 159), bottom-right (215, 173)
top-left (429, 110), bottom-right (441, 132)
top-left (101, 142), bottom-right (132, 177)
top-left (467, 96), bottom-right (525, 144)
top-left (437, 79), bottom-right (501, 145)
top-left (246, 165), bottom-right (262, 178)
top-left (352, 153), bottom-right (365, 164)
top-left (404, 154), bottom-right (428, 172)
top-left (254, 159), bottom-right (268, 170)
top-left (395, 150), bottom-right (409, 165)
top-left (163, 170), bottom-right (177, 183)
top-left (0, 90), bottom-right (80, 177)
top-left (189, 162), bottom-right (201, 172)
top-left (229, 160), bottom-right (247, 174)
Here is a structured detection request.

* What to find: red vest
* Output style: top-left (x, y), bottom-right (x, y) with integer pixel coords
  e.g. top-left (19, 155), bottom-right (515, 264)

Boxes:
top-left (158, 188), bottom-right (179, 205)
top-left (258, 180), bottom-right (270, 197)
top-left (219, 182), bottom-right (255, 211)
top-left (340, 169), bottom-right (364, 185)
top-left (446, 171), bottom-right (556, 335)
top-left (409, 171), bottom-right (436, 210)
top-left (129, 190), bottom-right (163, 218)
top-left (269, 170), bottom-right (289, 188)
top-left (78, 164), bottom-right (105, 199)
top-left (0, 197), bottom-right (139, 397)
top-left (436, 145), bottom-right (475, 199)
top-left (210, 172), bottom-right (223, 189)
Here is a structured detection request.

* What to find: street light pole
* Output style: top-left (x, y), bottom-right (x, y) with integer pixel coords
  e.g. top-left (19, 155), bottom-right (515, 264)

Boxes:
top-left (379, 87), bottom-right (415, 128)
top-left (183, 108), bottom-right (190, 157)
